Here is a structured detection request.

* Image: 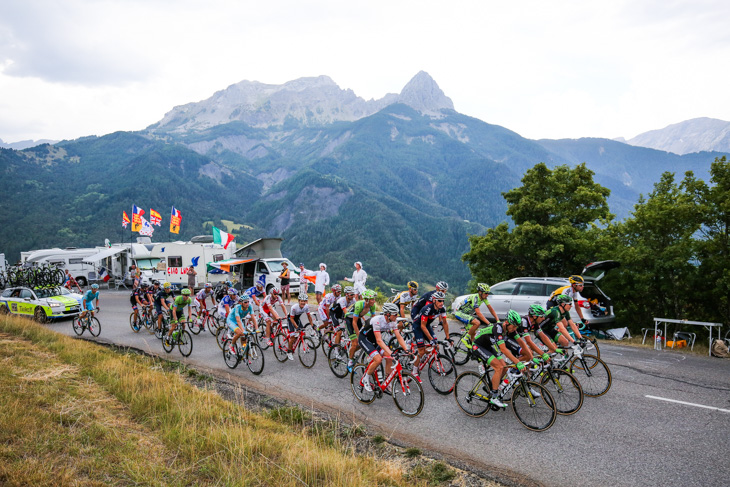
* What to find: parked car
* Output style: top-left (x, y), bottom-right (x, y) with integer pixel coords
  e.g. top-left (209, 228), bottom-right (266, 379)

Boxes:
top-left (0, 286), bottom-right (83, 322)
top-left (451, 261), bottom-right (620, 328)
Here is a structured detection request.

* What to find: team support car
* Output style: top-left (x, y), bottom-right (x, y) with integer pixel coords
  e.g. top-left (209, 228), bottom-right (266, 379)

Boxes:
top-left (0, 286), bottom-right (83, 322)
top-left (452, 261), bottom-right (620, 328)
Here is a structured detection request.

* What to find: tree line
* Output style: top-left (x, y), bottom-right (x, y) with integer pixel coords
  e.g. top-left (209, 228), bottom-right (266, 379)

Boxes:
top-left (462, 156), bottom-right (730, 333)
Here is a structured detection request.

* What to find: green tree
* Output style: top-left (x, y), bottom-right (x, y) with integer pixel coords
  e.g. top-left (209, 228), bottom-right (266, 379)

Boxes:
top-left (463, 163), bottom-right (612, 285)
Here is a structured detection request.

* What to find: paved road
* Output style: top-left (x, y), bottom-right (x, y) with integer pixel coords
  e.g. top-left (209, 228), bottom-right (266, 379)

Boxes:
top-left (49, 291), bottom-right (730, 487)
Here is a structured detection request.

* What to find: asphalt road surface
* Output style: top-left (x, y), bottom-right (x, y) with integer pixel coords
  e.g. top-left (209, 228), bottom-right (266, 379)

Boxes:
top-left (47, 291), bottom-right (730, 487)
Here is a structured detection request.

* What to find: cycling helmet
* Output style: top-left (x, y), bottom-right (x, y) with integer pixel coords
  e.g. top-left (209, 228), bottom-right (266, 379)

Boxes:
top-left (528, 304), bottom-right (546, 317)
top-left (205, 282), bottom-right (212, 288)
top-left (141, 283), bottom-right (149, 289)
top-left (555, 294), bottom-right (573, 305)
top-left (163, 282), bottom-right (171, 289)
top-left (255, 282), bottom-right (264, 290)
top-left (431, 291), bottom-right (446, 301)
top-left (331, 284), bottom-right (342, 292)
top-left (240, 295), bottom-right (250, 302)
top-left (344, 286), bottom-right (355, 294)
top-left (225, 280), bottom-right (233, 286)
top-left (298, 293), bottom-right (309, 301)
top-left (362, 289), bottom-right (377, 300)
top-left (476, 283), bottom-right (491, 294)
top-left (228, 288), bottom-right (238, 295)
top-left (435, 281), bottom-right (449, 291)
top-left (408, 280), bottom-right (419, 290)
top-left (91, 283), bottom-right (99, 289)
top-left (506, 310), bottom-right (521, 326)
top-left (270, 287), bottom-right (280, 295)
top-left (569, 275), bottom-right (584, 285)
top-left (152, 280), bottom-right (160, 286)
top-left (382, 303), bottom-right (399, 315)
top-left (181, 288), bottom-right (191, 296)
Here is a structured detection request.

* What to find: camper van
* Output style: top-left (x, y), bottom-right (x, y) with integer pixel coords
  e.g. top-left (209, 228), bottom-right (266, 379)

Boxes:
top-left (231, 238), bottom-right (301, 295)
top-left (149, 236), bottom-right (237, 290)
top-left (81, 243), bottom-right (154, 286)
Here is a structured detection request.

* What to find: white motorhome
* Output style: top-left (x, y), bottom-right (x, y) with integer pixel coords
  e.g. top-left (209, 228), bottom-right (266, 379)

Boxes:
top-left (81, 242), bottom-right (154, 286)
top-left (228, 238), bottom-right (301, 295)
top-left (24, 247), bottom-right (98, 287)
top-left (149, 236), bottom-right (237, 290)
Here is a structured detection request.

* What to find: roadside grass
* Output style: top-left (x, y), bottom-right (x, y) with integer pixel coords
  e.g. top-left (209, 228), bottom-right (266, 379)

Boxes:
top-left (0, 315), bottom-right (420, 486)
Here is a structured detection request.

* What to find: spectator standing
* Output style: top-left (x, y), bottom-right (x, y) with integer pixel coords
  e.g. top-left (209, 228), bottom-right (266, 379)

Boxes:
top-left (344, 261), bottom-right (367, 300)
top-left (313, 263), bottom-right (330, 304)
top-left (279, 262), bottom-right (291, 305)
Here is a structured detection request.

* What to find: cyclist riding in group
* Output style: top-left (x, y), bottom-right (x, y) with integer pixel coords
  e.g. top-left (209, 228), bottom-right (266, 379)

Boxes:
top-left (79, 284), bottom-right (100, 320)
top-left (330, 286), bottom-right (357, 354)
top-left (359, 302), bottom-right (410, 393)
top-left (345, 289), bottom-right (378, 372)
top-left (130, 282), bottom-right (150, 324)
top-left (410, 281), bottom-right (449, 323)
top-left (411, 290), bottom-right (451, 377)
top-left (261, 287), bottom-right (287, 346)
top-left (540, 294), bottom-right (583, 351)
top-left (389, 280), bottom-right (419, 319)
top-left (243, 282), bottom-right (266, 309)
top-left (454, 283), bottom-right (500, 348)
top-left (510, 305), bottom-right (554, 362)
top-left (166, 288), bottom-right (192, 344)
top-left (195, 283), bottom-right (218, 314)
top-left (317, 284), bottom-right (342, 330)
top-left (154, 282), bottom-right (173, 333)
top-left (546, 275), bottom-right (588, 342)
top-left (286, 293), bottom-right (315, 361)
top-left (218, 288), bottom-right (239, 320)
top-left (227, 295), bottom-right (255, 355)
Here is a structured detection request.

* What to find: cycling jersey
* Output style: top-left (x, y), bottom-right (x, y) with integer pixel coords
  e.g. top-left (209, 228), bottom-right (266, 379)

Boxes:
top-left (346, 300), bottom-right (377, 319)
top-left (331, 296), bottom-right (355, 319)
top-left (538, 306), bottom-right (571, 341)
top-left (287, 302), bottom-right (311, 332)
top-left (457, 294), bottom-right (490, 316)
top-left (417, 302), bottom-right (446, 328)
top-left (83, 290), bottom-right (99, 304)
top-left (410, 290), bottom-right (438, 319)
top-left (218, 295), bottom-right (237, 317)
top-left (360, 314), bottom-right (398, 342)
top-left (318, 292), bottom-right (338, 320)
top-left (172, 295), bottom-right (191, 311)
top-left (227, 303), bottom-right (253, 331)
top-left (261, 293), bottom-right (283, 315)
top-left (547, 285), bottom-right (584, 307)
top-left (195, 288), bottom-right (215, 302)
top-left (154, 290), bottom-right (170, 313)
top-left (243, 286), bottom-right (264, 300)
top-left (129, 288), bottom-right (146, 308)
top-left (390, 290), bottom-right (418, 306)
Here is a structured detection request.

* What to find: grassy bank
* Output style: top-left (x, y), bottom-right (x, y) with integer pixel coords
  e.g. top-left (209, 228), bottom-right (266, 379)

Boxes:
top-left (0, 315), bottom-right (419, 486)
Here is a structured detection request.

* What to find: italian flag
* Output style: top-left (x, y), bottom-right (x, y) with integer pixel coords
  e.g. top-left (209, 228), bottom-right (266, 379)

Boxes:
top-left (212, 226), bottom-right (235, 249)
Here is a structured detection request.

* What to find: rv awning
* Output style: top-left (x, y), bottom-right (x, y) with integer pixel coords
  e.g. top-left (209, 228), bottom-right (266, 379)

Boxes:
top-left (206, 258), bottom-right (254, 273)
top-left (82, 247), bottom-right (126, 264)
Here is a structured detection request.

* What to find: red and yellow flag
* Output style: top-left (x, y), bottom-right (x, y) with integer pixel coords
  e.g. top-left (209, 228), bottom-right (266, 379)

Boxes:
top-left (132, 205), bottom-right (144, 232)
top-left (122, 211), bottom-right (130, 228)
top-left (170, 206), bottom-right (181, 234)
top-left (150, 208), bottom-right (162, 226)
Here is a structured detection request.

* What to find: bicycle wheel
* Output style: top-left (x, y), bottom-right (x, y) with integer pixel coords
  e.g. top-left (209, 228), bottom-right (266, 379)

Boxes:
top-left (207, 316), bottom-right (218, 335)
top-left (582, 336), bottom-right (600, 358)
top-left (273, 332), bottom-right (289, 362)
top-left (178, 330), bottom-right (193, 357)
top-left (539, 369), bottom-right (583, 415)
top-left (350, 365), bottom-right (376, 404)
top-left (215, 326), bottom-right (227, 351)
top-left (322, 330), bottom-right (333, 356)
top-left (88, 317), bottom-right (101, 337)
top-left (304, 324), bottom-right (321, 349)
top-left (143, 314), bottom-right (155, 334)
top-left (245, 342), bottom-right (265, 375)
top-left (449, 332), bottom-right (471, 366)
top-left (223, 340), bottom-right (240, 369)
top-left (328, 344), bottom-right (350, 378)
top-left (72, 317), bottom-right (84, 336)
top-left (392, 371), bottom-right (425, 417)
top-left (189, 314), bottom-right (202, 335)
top-left (298, 337), bottom-right (317, 368)
top-left (510, 381), bottom-right (557, 432)
top-left (162, 334), bottom-right (174, 353)
top-left (427, 353), bottom-right (457, 395)
top-left (155, 319), bottom-right (167, 340)
top-left (453, 371), bottom-right (491, 417)
top-left (569, 354), bottom-right (612, 397)
top-left (129, 313), bottom-right (141, 333)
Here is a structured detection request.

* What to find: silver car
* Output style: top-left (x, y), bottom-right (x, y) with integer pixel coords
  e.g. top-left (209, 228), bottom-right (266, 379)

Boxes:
top-left (452, 261), bottom-right (619, 328)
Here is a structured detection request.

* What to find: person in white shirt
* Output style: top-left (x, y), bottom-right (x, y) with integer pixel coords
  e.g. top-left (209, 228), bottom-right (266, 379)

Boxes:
top-left (299, 263), bottom-right (330, 304)
top-left (344, 261), bottom-right (367, 299)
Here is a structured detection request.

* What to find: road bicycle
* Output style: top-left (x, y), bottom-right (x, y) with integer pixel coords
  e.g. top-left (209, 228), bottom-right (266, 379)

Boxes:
top-left (398, 339), bottom-right (457, 395)
top-left (272, 326), bottom-right (317, 368)
top-left (327, 331), bottom-right (354, 378)
top-left (556, 347), bottom-right (612, 398)
top-left (154, 309), bottom-right (171, 340)
top-left (190, 307), bottom-right (217, 335)
top-left (216, 315), bottom-right (259, 350)
top-left (129, 304), bottom-right (153, 333)
top-left (534, 355), bottom-right (584, 415)
top-left (350, 350), bottom-right (425, 417)
top-left (222, 332), bottom-right (265, 375)
top-left (453, 364), bottom-right (557, 432)
top-left (162, 320), bottom-right (193, 357)
top-left (72, 309), bottom-right (101, 337)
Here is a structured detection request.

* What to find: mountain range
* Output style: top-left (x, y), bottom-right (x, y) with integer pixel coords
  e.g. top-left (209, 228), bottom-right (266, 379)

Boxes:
top-left (1, 72), bottom-right (727, 293)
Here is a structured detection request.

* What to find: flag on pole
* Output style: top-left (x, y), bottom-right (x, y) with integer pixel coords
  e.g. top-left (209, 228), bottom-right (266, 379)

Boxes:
top-left (170, 206), bottom-right (181, 234)
top-left (212, 226), bottom-right (236, 249)
top-left (122, 211), bottom-right (130, 228)
top-left (98, 267), bottom-right (111, 282)
top-left (150, 208), bottom-right (162, 226)
top-left (139, 216), bottom-right (154, 237)
top-left (132, 205), bottom-right (145, 232)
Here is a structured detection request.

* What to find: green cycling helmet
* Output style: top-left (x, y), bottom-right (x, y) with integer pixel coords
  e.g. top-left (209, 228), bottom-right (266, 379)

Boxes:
top-left (555, 294), bottom-right (573, 305)
top-left (476, 283), bottom-right (491, 293)
top-left (181, 288), bottom-right (191, 296)
top-left (362, 289), bottom-right (377, 300)
top-left (528, 304), bottom-right (546, 317)
top-left (506, 310), bottom-right (521, 326)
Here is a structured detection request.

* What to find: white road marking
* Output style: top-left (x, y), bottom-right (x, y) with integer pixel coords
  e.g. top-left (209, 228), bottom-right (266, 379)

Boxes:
top-left (645, 395), bottom-right (730, 413)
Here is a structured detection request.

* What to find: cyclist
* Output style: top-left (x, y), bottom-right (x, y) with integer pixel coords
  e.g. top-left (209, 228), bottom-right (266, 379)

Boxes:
top-left (129, 283), bottom-right (150, 327)
top-left (390, 280), bottom-right (419, 319)
top-left (261, 287), bottom-right (287, 346)
top-left (330, 286), bottom-right (357, 355)
top-left (243, 281), bottom-right (266, 309)
top-left (359, 303), bottom-right (410, 393)
top-left (540, 294), bottom-right (583, 351)
top-left (345, 289), bottom-right (378, 372)
top-left (227, 295), bottom-right (255, 355)
top-left (195, 282), bottom-right (217, 315)
top-left (471, 317), bottom-right (516, 408)
top-left (412, 290), bottom-right (451, 377)
top-left (146, 281), bottom-right (160, 308)
top-left (218, 288), bottom-right (239, 320)
top-left (286, 293), bottom-right (315, 361)
top-left (215, 280), bottom-right (233, 301)
top-left (79, 283), bottom-right (100, 320)
top-left (166, 288), bottom-right (192, 344)
top-left (317, 284), bottom-right (342, 330)
top-left (154, 282), bottom-right (173, 333)
top-left (410, 281), bottom-right (448, 323)
top-left (546, 275), bottom-right (588, 342)
top-left (455, 283), bottom-right (500, 347)
top-left (512, 305), bottom-right (556, 360)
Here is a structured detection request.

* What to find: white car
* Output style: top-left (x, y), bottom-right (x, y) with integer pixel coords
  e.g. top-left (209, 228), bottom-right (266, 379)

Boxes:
top-left (0, 286), bottom-right (83, 322)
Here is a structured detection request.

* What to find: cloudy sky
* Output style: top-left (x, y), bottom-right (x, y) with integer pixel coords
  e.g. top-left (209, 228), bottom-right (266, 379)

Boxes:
top-left (1, 0), bottom-right (728, 143)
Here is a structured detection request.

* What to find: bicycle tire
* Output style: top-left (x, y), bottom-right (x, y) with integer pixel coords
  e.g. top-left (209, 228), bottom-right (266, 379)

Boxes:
top-left (304, 324), bottom-right (321, 349)
top-left (162, 334), bottom-right (174, 353)
top-left (327, 344), bottom-right (350, 378)
top-left (178, 330), bottom-right (193, 357)
top-left (298, 337), bottom-right (317, 368)
top-left (449, 332), bottom-right (471, 366)
top-left (321, 330), bottom-right (333, 356)
top-left (583, 336), bottom-right (600, 358)
top-left (215, 326), bottom-right (227, 351)
top-left (568, 354), bottom-right (612, 397)
top-left (143, 313), bottom-right (155, 334)
top-left (539, 369), bottom-right (583, 415)
top-left (223, 340), bottom-right (240, 369)
top-left (453, 371), bottom-right (491, 417)
top-left (510, 381), bottom-right (556, 432)
top-left (89, 317), bottom-right (101, 337)
top-left (245, 342), bottom-right (265, 375)
top-left (273, 332), bottom-right (289, 362)
top-left (392, 371), bottom-right (425, 417)
top-left (129, 313), bottom-right (141, 333)
top-left (155, 319), bottom-right (167, 340)
top-left (207, 316), bottom-right (218, 335)
top-left (189, 314), bottom-right (202, 335)
top-left (72, 317), bottom-right (84, 336)
top-left (427, 353), bottom-right (457, 395)
top-left (350, 365), bottom-right (376, 404)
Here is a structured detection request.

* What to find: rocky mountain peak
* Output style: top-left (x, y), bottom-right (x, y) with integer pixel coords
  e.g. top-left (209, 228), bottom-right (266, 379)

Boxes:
top-left (398, 71), bottom-right (454, 115)
top-left (625, 117), bottom-right (730, 155)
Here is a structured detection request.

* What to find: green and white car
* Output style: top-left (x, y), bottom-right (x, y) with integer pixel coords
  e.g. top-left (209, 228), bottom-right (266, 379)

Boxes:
top-left (0, 286), bottom-right (82, 322)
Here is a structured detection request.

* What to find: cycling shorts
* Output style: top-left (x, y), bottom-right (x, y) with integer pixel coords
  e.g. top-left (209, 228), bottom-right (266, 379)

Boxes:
top-left (318, 307), bottom-right (330, 322)
top-left (472, 343), bottom-right (503, 366)
top-left (504, 337), bottom-right (522, 356)
top-left (195, 298), bottom-right (207, 310)
top-left (287, 314), bottom-right (305, 333)
top-left (345, 317), bottom-right (358, 340)
top-left (155, 303), bottom-right (164, 316)
top-left (454, 310), bottom-right (479, 325)
top-left (358, 333), bottom-right (383, 359)
top-left (539, 323), bottom-right (562, 343)
top-left (412, 322), bottom-right (434, 348)
top-left (84, 301), bottom-right (95, 312)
